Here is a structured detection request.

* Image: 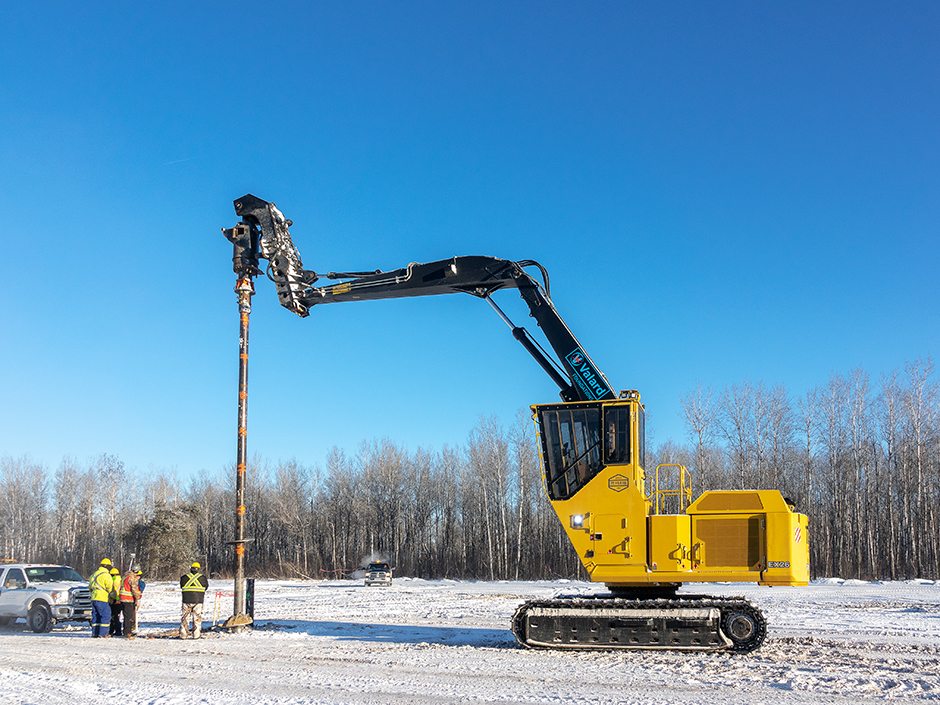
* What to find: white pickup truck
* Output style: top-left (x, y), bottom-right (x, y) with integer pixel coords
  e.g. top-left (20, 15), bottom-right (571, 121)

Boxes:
top-left (364, 562), bottom-right (392, 587)
top-left (0, 561), bottom-right (92, 632)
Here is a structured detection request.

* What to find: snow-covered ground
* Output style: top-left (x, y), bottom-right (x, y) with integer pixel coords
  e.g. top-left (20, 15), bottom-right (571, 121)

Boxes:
top-left (1, 577), bottom-right (938, 704)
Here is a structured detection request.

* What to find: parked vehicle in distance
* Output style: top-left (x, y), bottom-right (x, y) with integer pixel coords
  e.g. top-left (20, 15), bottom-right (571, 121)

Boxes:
top-left (364, 562), bottom-right (392, 587)
top-left (0, 561), bottom-right (92, 632)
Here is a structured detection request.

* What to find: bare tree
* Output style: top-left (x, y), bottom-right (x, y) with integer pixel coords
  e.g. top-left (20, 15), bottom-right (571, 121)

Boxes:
top-left (270, 458), bottom-right (314, 575)
top-left (718, 380), bottom-right (755, 489)
top-left (904, 357), bottom-right (938, 576)
top-left (53, 457), bottom-right (82, 567)
top-left (680, 384), bottom-right (718, 495)
top-left (0, 456), bottom-right (46, 560)
top-left (878, 370), bottom-right (903, 578)
top-left (510, 409), bottom-right (538, 580)
top-left (467, 416), bottom-right (511, 579)
top-left (795, 387), bottom-right (819, 572)
top-left (765, 384), bottom-right (794, 494)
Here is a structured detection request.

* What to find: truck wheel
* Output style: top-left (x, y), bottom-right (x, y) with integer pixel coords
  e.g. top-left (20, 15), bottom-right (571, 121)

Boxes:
top-left (27, 604), bottom-right (53, 633)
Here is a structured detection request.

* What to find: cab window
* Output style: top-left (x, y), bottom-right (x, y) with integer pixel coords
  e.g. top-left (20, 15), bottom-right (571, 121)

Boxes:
top-left (603, 406), bottom-right (631, 464)
top-left (538, 404), bottom-right (602, 500)
top-left (3, 568), bottom-right (26, 589)
top-left (637, 405), bottom-right (646, 469)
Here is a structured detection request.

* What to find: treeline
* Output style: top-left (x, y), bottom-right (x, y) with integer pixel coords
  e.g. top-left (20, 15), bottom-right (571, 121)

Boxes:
top-left (1, 358), bottom-right (936, 581)
top-left (674, 357), bottom-right (939, 580)
top-left (0, 412), bottom-right (584, 581)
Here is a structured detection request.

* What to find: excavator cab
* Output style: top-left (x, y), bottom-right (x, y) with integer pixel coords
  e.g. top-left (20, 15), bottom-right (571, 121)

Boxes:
top-left (534, 393), bottom-right (652, 581)
top-left (534, 392), bottom-right (809, 591)
top-left (536, 394), bottom-right (644, 502)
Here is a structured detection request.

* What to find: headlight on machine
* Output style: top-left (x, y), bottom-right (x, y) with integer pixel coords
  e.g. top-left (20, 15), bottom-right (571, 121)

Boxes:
top-left (50, 591), bottom-right (69, 604)
top-left (570, 513), bottom-right (593, 530)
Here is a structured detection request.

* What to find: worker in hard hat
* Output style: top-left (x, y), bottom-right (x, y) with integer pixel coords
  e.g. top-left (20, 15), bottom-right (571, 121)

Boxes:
top-left (108, 567), bottom-right (123, 637)
top-left (119, 564), bottom-right (144, 638)
top-left (179, 561), bottom-right (209, 639)
top-left (88, 558), bottom-right (115, 638)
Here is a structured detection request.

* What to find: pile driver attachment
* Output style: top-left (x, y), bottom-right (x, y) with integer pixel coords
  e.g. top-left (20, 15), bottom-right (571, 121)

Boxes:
top-left (222, 194), bottom-right (317, 317)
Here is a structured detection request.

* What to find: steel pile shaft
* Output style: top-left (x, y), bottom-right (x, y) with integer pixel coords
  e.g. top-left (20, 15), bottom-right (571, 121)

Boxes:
top-left (232, 275), bottom-right (254, 626)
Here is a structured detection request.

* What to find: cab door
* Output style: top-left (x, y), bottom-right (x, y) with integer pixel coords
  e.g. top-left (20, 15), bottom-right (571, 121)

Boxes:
top-left (0, 568), bottom-right (31, 616)
top-left (591, 512), bottom-right (647, 567)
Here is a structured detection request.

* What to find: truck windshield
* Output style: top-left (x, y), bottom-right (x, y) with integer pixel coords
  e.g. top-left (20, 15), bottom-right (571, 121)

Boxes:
top-left (25, 566), bottom-right (85, 583)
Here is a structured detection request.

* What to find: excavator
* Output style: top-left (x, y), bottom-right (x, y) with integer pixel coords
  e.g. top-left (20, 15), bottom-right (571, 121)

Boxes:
top-left (223, 194), bottom-right (809, 653)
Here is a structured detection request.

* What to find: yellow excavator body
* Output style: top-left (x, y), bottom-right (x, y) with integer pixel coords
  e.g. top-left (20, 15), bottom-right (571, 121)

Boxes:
top-left (533, 395), bottom-right (809, 590)
top-left (509, 394), bottom-right (808, 652)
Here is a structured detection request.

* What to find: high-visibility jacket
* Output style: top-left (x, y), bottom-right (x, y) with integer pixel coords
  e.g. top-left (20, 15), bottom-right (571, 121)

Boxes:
top-left (108, 572), bottom-right (122, 602)
top-left (89, 567), bottom-right (114, 602)
top-left (120, 573), bottom-right (142, 603)
top-left (180, 571), bottom-right (208, 604)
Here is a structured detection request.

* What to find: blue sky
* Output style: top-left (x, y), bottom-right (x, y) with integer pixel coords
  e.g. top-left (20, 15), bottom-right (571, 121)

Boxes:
top-left (1, 2), bottom-right (937, 477)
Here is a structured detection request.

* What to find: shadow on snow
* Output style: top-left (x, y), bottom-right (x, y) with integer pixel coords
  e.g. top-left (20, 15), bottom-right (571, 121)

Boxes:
top-left (0, 616), bottom-right (517, 650)
top-left (251, 618), bottom-right (516, 648)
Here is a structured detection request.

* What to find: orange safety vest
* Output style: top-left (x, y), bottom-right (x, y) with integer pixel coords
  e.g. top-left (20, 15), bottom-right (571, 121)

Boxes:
top-left (119, 573), bottom-right (140, 603)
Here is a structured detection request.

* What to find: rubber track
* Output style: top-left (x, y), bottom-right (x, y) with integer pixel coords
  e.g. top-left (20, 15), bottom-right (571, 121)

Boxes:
top-left (512, 595), bottom-right (766, 654)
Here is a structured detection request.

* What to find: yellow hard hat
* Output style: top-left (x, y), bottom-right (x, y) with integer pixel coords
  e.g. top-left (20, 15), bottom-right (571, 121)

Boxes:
top-left (191, 562), bottom-right (201, 569)
top-left (110, 568), bottom-right (120, 575)
top-left (101, 558), bottom-right (112, 566)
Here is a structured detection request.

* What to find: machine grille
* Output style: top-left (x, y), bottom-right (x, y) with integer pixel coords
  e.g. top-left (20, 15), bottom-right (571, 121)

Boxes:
top-left (696, 517), bottom-right (762, 569)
